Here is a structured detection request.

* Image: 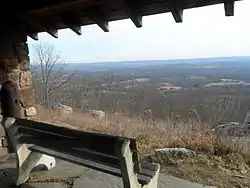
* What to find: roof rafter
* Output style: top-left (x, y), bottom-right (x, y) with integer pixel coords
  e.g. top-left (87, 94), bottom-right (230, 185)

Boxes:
top-left (125, 0), bottom-right (143, 28)
top-left (60, 11), bottom-right (83, 35)
top-left (224, 0), bottom-right (235, 16)
top-left (85, 6), bottom-right (109, 32)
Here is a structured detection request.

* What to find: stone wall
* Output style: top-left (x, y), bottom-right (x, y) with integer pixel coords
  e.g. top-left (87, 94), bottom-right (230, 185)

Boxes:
top-left (0, 33), bottom-right (36, 118)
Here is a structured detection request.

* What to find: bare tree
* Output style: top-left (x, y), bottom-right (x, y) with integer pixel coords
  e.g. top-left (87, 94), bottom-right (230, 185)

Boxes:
top-left (31, 42), bottom-right (74, 107)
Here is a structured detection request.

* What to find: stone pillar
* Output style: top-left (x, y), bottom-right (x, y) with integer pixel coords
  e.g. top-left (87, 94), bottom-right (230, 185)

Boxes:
top-left (0, 33), bottom-right (36, 119)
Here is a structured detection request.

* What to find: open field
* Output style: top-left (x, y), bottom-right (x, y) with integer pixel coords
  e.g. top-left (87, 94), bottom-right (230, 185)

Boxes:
top-left (32, 56), bottom-right (250, 187)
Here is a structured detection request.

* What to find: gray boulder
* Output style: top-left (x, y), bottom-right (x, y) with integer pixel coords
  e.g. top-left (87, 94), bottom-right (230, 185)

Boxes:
top-left (212, 122), bottom-right (250, 137)
top-left (154, 148), bottom-right (196, 165)
top-left (88, 110), bottom-right (105, 118)
top-left (52, 103), bottom-right (73, 113)
top-left (155, 148), bottom-right (196, 158)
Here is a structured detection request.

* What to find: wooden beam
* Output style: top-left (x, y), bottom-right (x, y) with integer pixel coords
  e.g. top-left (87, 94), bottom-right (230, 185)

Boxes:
top-left (25, 24), bottom-right (39, 40)
top-left (130, 15), bottom-right (142, 28)
top-left (60, 12), bottom-right (82, 35)
top-left (125, 0), bottom-right (143, 28)
top-left (224, 1), bottom-right (234, 16)
top-left (47, 29), bottom-right (58, 38)
top-left (70, 26), bottom-right (82, 35)
top-left (85, 7), bottom-right (109, 32)
top-left (171, 7), bottom-right (183, 23)
top-left (93, 18), bottom-right (109, 32)
top-left (28, 33), bottom-right (38, 40)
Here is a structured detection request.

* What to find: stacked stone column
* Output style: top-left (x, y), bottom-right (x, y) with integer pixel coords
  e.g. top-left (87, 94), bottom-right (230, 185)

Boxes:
top-left (0, 33), bottom-right (36, 119)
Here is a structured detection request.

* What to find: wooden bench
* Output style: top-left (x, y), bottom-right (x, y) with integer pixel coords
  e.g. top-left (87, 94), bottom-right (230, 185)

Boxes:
top-left (2, 117), bottom-right (160, 188)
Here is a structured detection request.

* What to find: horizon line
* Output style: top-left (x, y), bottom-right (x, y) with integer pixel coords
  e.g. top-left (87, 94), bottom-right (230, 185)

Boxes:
top-left (66, 55), bottom-right (250, 64)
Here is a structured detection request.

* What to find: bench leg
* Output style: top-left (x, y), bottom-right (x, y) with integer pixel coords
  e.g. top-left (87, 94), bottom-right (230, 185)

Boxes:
top-left (15, 144), bottom-right (56, 185)
top-left (119, 140), bottom-right (160, 188)
top-left (3, 117), bottom-right (56, 186)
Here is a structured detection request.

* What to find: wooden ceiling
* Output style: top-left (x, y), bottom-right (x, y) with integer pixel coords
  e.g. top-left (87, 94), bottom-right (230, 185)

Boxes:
top-left (5, 0), bottom-right (239, 40)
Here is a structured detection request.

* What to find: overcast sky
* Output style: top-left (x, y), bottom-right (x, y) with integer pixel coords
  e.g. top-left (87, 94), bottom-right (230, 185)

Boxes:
top-left (28, 0), bottom-right (250, 63)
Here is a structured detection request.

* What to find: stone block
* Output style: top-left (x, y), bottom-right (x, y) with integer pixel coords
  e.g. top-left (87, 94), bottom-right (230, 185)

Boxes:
top-left (19, 87), bottom-right (35, 108)
top-left (25, 107), bottom-right (37, 116)
top-left (20, 71), bottom-right (32, 87)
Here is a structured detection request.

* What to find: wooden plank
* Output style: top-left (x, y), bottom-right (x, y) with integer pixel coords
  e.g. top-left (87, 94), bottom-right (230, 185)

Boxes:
top-left (21, 135), bottom-right (121, 167)
top-left (18, 126), bottom-right (75, 140)
top-left (16, 118), bottom-right (133, 156)
top-left (29, 145), bottom-right (123, 177)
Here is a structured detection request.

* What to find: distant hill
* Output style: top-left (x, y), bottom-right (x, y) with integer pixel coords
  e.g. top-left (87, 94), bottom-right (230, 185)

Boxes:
top-left (65, 56), bottom-right (250, 72)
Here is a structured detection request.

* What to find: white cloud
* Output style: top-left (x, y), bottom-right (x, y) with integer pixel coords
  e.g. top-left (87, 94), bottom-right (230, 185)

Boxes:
top-left (28, 0), bottom-right (250, 63)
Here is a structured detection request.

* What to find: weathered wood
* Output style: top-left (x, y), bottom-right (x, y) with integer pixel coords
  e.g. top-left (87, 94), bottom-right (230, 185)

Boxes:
top-left (16, 118), bottom-right (131, 156)
top-left (19, 135), bottom-right (121, 167)
top-left (0, 0), bottom-right (241, 37)
top-left (29, 145), bottom-right (123, 177)
top-left (4, 117), bottom-right (160, 187)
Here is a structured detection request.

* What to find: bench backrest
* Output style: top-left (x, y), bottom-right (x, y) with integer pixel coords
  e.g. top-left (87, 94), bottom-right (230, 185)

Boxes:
top-left (7, 118), bottom-right (141, 173)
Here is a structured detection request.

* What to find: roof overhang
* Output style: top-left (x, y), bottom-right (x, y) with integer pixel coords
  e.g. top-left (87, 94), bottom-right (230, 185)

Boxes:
top-left (3, 0), bottom-right (240, 39)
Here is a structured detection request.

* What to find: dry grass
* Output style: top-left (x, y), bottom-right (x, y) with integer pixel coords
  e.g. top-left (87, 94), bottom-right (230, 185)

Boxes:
top-left (160, 153), bottom-right (250, 188)
top-left (35, 108), bottom-right (250, 187)
top-left (35, 107), bottom-right (250, 155)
